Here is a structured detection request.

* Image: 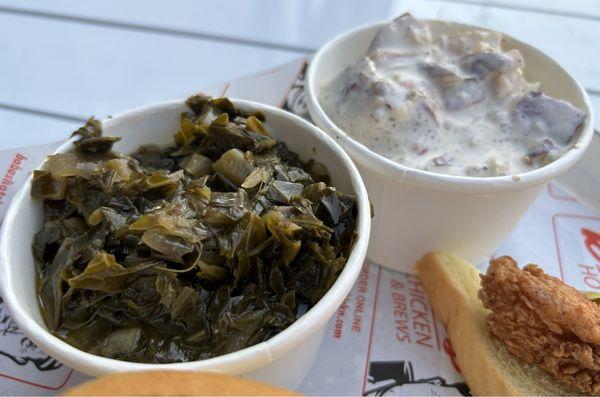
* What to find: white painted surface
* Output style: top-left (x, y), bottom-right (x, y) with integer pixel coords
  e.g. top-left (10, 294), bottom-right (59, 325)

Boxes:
top-left (0, 14), bottom-right (298, 120)
top-left (435, 0), bottom-right (600, 18)
top-left (0, 110), bottom-right (79, 150)
top-left (0, 0), bottom-right (396, 51)
top-left (0, 0), bottom-right (598, 149)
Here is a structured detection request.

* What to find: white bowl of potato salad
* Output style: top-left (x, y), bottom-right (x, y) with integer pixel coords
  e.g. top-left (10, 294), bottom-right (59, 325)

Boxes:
top-left (306, 13), bottom-right (594, 271)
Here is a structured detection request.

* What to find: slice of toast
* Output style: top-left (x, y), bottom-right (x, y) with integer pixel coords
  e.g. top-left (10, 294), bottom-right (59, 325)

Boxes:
top-left (416, 252), bottom-right (580, 396)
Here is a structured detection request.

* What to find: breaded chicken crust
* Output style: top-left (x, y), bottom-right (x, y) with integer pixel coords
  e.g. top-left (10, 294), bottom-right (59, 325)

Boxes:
top-left (480, 256), bottom-right (600, 395)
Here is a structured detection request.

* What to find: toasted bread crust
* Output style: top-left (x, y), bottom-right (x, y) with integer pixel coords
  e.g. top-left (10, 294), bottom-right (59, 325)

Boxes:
top-left (62, 370), bottom-right (299, 396)
top-left (416, 252), bottom-right (577, 396)
top-left (416, 252), bottom-right (518, 395)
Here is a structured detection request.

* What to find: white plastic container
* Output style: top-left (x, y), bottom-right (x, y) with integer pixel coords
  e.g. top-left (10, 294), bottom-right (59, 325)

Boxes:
top-left (306, 19), bottom-right (594, 271)
top-left (0, 99), bottom-right (371, 389)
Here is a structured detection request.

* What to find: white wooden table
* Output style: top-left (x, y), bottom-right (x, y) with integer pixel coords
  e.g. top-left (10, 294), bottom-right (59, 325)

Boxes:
top-left (1, 0), bottom-right (598, 150)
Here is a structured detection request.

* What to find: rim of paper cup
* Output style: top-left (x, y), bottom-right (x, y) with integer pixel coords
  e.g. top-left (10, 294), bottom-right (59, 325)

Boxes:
top-left (0, 99), bottom-right (371, 376)
top-left (306, 19), bottom-right (595, 194)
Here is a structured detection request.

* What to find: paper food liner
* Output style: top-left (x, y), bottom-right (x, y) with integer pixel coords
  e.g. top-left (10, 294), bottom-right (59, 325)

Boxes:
top-left (0, 58), bottom-right (598, 396)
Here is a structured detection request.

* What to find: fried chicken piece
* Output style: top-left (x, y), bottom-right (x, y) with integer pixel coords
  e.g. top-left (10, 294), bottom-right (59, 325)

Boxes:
top-left (479, 256), bottom-right (600, 395)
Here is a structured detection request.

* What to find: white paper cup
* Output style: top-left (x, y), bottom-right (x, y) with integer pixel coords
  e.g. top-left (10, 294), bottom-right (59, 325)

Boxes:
top-left (306, 19), bottom-right (594, 271)
top-left (0, 99), bottom-right (370, 389)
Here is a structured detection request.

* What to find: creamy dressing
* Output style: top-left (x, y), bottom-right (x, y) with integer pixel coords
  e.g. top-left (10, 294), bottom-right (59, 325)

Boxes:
top-left (321, 14), bottom-right (586, 177)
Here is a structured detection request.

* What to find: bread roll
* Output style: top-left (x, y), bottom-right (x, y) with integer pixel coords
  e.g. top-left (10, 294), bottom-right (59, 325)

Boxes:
top-left (63, 370), bottom-right (299, 396)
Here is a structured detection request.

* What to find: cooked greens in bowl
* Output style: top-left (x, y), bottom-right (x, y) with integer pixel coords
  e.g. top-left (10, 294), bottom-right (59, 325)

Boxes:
top-left (31, 95), bottom-right (357, 363)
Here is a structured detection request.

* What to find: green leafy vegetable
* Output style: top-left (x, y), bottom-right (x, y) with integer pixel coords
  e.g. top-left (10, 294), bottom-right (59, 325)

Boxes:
top-left (33, 96), bottom-right (357, 363)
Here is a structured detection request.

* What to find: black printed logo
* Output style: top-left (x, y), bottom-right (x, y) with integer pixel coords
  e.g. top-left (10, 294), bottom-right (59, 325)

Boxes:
top-left (364, 360), bottom-right (470, 396)
top-left (0, 301), bottom-right (62, 372)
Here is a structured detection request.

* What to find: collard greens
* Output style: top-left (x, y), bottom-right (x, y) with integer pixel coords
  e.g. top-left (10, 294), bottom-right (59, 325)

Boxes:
top-left (32, 95), bottom-right (357, 363)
